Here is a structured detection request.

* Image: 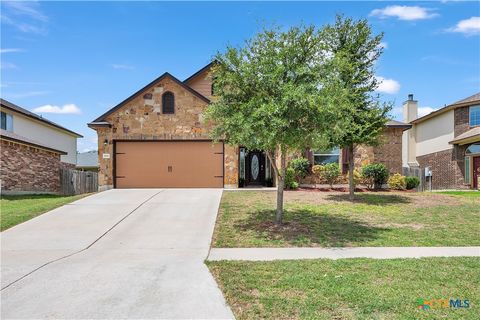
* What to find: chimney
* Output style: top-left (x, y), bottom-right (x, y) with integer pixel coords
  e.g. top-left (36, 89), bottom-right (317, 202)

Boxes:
top-left (403, 93), bottom-right (418, 123)
top-left (402, 94), bottom-right (419, 168)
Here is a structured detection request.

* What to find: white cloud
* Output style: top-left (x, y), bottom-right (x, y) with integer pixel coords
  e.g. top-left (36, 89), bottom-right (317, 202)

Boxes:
top-left (0, 48), bottom-right (24, 54)
top-left (375, 76), bottom-right (401, 94)
top-left (33, 104), bottom-right (82, 115)
top-left (418, 107), bottom-right (438, 117)
top-left (370, 6), bottom-right (438, 21)
top-left (110, 64), bottom-right (134, 70)
top-left (447, 17), bottom-right (480, 35)
top-left (0, 61), bottom-right (17, 69)
top-left (2, 1), bottom-right (48, 22)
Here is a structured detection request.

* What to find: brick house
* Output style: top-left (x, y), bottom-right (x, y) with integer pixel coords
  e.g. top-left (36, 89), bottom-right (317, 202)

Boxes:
top-left (89, 63), bottom-right (410, 190)
top-left (402, 92), bottom-right (480, 190)
top-left (0, 99), bottom-right (83, 194)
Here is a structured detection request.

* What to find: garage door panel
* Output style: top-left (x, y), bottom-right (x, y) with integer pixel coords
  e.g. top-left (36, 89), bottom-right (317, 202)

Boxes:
top-left (115, 141), bottom-right (223, 188)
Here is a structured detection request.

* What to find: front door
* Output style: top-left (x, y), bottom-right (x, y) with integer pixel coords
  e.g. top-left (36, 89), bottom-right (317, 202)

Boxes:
top-left (246, 151), bottom-right (265, 185)
top-left (473, 156), bottom-right (480, 189)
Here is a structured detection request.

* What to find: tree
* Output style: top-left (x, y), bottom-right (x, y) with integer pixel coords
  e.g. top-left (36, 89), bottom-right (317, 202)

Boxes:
top-left (320, 15), bottom-right (392, 200)
top-left (206, 26), bottom-right (329, 224)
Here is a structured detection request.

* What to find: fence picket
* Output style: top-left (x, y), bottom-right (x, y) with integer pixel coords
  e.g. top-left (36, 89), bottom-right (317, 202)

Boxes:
top-left (59, 168), bottom-right (98, 195)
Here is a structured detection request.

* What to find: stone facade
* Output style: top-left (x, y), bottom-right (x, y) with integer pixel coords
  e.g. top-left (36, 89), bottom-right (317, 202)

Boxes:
top-left (0, 140), bottom-right (62, 193)
top-left (93, 74), bottom-right (238, 189)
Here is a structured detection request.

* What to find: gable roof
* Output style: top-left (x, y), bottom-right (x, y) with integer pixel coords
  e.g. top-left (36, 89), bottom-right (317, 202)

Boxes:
top-left (411, 92), bottom-right (480, 124)
top-left (92, 72), bottom-right (210, 123)
top-left (386, 120), bottom-right (412, 130)
top-left (1, 99), bottom-right (83, 137)
top-left (183, 61), bottom-right (215, 84)
top-left (0, 128), bottom-right (67, 154)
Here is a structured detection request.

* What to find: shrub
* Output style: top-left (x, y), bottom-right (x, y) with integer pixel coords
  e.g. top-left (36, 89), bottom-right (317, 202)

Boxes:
top-left (319, 163), bottom-right (340, 187)
top-left (361, 163), bottom-right (389, 190)
top-left (388, 173), bottom-right (406, 190)
top-left (290, 158), bottom-right (310, 180)
top-left (312, 165), bottom-right (323, 176)
top-left (347, 169), bottom-right (362, 188)
top-left (405, 176), bottom-right (420, 190)
top-left (284, 167), bottom-right (298, 189)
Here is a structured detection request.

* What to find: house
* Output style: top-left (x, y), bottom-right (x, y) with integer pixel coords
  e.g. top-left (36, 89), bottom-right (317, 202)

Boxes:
top-left (0, 99), bottom-right (83, 194)
top-left (76, 150), bottom-right (99, 171)
top-left (402, 92), bottom-right (480, 190)
top-left (89, 62), bottom-right (410, 190)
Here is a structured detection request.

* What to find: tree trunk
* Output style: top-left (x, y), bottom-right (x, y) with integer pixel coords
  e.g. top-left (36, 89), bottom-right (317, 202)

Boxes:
top-left (348, 144), bottom-right (355, 201)
top-left (275, 148), bottom-right (287, 225)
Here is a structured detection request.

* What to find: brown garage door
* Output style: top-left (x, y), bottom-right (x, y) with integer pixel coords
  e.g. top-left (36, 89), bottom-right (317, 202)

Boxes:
top-left (115, 141), bottom-right (223, 188)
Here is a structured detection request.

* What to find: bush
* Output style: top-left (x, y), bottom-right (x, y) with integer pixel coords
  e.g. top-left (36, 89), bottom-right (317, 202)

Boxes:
top-left (405, 176), bottom-right (420, 190)
top-left (290, 158), bottom-right (310, 180)
top-left (347, 169), bottom-right (362, 188)
top-left (284, 167), bottom-right (298, 189)
top-left (388, 173), bottom-right (406, 190)
top-left (312, 165), bottom-right (323, 176)
top-left (319, 163), bottom-right (340, 187)
top-left (361, 163), bottom-right (389, 190)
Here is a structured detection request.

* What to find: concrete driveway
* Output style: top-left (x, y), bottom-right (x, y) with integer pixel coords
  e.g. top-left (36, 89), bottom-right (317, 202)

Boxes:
top-left (1, 189), bottom-right (234, 319)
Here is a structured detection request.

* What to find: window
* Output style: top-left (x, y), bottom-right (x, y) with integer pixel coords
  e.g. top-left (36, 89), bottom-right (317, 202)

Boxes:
top-left (313, 148), bottom-right (340, 165)
top-left (162, 92), bottom-right (175, 114)
top-left (465, 156), bottom-right (470, 184)
top-left (1, 111), bottom-right (13, 131)
top-left (465, 143), bottom-right (480, 155)
top-left (470, 105), bottom-right (480, 127)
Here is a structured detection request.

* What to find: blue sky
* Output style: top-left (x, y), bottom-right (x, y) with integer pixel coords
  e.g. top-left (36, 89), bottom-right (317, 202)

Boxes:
top-left (1, 1), bottom-right (479, 152)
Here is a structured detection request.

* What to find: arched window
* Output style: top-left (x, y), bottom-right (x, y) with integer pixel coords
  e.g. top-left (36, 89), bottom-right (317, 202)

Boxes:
top-left (465, 143), bottom-right (480, 155)
top-left (162, 92), bottom-right (175, 114)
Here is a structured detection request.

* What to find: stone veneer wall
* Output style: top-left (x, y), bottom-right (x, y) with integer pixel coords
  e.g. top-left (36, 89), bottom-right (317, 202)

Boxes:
top-left (95, 76), bottom-right (238, 189)
top-left (0, 140), bottom-right (61, 193)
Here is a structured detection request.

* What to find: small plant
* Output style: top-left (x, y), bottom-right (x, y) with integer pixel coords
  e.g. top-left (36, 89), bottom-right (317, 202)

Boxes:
top-left (284, 167), bottom-right (298, 189)
top-left (290, 158), bottom-right (310, 180)
top-left (312, 165), bottom-right (323, 176)
top-left (361, 163), bottom-right (389, 190)
top-left (348, 169), bottom-right (362, 188)
top-left (405, 176), bottom-right (420, 190)
top-left (320, 163), bottom-right (340, 187)
top-left (265, 177), bottom-right (274, 187)
top-left (388, 173), bottom-right (406, 190)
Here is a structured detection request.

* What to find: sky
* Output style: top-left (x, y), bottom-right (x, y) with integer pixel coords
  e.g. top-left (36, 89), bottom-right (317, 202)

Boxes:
top-left (1, 1), bottom-right (479, 152)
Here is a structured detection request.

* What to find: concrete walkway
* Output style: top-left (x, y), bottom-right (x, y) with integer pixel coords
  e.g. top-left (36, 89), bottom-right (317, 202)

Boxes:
top-left (1, 189), bottom-right (234, 319)
top-left (208, 247), bottom-right (480, 261)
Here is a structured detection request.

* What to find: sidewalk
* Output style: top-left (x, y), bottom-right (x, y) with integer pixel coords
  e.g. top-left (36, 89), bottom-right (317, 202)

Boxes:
top-left (207, 247), bottom-right (480, 261)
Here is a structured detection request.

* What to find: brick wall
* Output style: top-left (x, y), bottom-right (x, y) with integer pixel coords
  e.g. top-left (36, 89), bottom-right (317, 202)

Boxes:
top-left (0, 140), bottom-right (61, 193)
top-left (454, 106), bottom-right (469, 137)
top-left (94, 75), bottom-right (238, 189)
top-left (373, 127), bottom-right (404, 174)
top-left (416, 146), bottom-right (468, 190)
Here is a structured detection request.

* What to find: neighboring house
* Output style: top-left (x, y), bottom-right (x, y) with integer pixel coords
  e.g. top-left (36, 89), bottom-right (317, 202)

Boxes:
top-left (89, 62), bottom-right (410, 190)
top-left (402, 93), bottom-right (480, 190)
top-left (76, 150), bottom-right (99, 171)
top-left (0, 99), bottom-right (83, 194)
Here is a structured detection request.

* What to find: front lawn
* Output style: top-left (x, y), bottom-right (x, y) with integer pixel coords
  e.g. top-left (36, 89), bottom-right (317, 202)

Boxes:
top-left (212, 190), bottom-right (480, 247)
top-left (0, 194), bottom-right (88, 231)
top-left (208, 257), bottom-right (478, 320)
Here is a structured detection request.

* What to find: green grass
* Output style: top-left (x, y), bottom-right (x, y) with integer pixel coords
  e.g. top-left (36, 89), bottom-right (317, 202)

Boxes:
top-left (208, 257), bottom-right (479, 320)
top-left (437, 190), bottom-right (480, 197)
top-left (212, 191), bottom-right (480, 247)
top-left (1, 194), bottom-right (89, 231)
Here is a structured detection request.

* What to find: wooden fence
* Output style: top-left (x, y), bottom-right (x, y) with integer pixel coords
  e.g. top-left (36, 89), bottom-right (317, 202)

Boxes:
top-left (60, 168), bottom-right (98, 195)
top-left (402, 166), bottom-right (428, 192)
